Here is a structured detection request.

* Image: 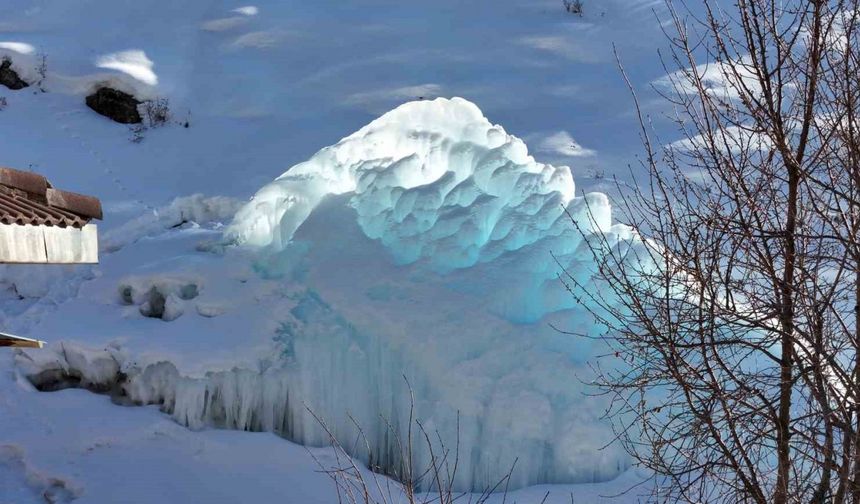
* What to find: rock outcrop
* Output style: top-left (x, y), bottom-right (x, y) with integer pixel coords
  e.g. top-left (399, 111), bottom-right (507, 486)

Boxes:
top-left (85, 87), bottom-right (142, 124)
top-left (0, 59), bottom-right (29, 90)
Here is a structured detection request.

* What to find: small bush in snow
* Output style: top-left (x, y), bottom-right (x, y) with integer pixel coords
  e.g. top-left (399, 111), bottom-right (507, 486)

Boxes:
top-left (563, 0), bottom-right (584, 15)
top-left (129, 98), bottom-right (175, 142)
top-left (35, 53), bottom-right (47, 92)
top-left (310, 383), bottom-right (515, 503)
top-left (142, 97), bottom-right (170, 128)
top-left (0, 97), bottom-right (6, 111)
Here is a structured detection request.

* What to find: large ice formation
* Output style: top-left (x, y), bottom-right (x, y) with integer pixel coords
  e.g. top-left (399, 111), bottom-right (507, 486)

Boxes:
top-left (228, 97), bottom-right (611, 271)
top-left (88, 98), bottom-right (635, 491)
top-left (228, 97), bottom-right (630, 320)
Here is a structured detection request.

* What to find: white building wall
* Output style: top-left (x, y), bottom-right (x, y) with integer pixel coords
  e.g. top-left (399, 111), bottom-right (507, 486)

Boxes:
top-left (0, 223), bottom-right (98, 264)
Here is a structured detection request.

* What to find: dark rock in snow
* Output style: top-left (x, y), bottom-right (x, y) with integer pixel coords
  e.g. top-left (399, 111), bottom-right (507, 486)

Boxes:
top-left (118, 285), bottom-right (134, 305)
top-left (0, 59), bottom-right (29, 90)
top-left (139, 287), bottom-right (166, 319)
top-left (137, 286), bottom-right (186, 321)
top-left (85, 87), bottom-right (142, 124)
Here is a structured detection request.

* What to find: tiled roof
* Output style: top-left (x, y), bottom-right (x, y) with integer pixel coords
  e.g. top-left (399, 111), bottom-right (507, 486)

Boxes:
top-left (0, 332), bottom-right (44, 348)
top-left (0, 167), bottom-right (102, 229)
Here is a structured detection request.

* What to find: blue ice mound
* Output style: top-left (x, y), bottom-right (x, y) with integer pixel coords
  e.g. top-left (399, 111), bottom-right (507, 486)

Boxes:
top-left (228, 98), bottom-right (611, 265)
top-left (224, 98), bottom-right (636, 491)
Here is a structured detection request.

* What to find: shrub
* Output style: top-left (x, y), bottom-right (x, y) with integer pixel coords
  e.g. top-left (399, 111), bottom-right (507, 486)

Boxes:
top-left (309, 380), bottom-right (516, 503)
top-left (128, 98), bottom-right (174, 143)
top-left (142, 97), bottom-right (170, 128)
top-left (35, 53), bottom-right (47, 92)
top-left (563, 0), bottom-right (583, 15)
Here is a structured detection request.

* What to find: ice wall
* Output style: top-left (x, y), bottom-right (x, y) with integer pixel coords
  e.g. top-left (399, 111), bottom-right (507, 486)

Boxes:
top-left (221, 98), bottom-right (635, 490)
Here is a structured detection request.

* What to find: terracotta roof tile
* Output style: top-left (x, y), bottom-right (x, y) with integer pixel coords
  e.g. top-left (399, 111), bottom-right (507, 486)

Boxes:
top-left (0, 167), bottom-right (47, 195)
top-left (0, 167), bottom-right (101, 228)
top-left (46, 188), bottom-right (103, 220)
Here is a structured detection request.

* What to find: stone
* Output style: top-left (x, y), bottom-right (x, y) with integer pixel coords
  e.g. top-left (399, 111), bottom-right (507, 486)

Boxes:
top-left (139, 287), bottom-right (166, 319)
top-left (85, 87), bottom-right (142, 124)
top-left (0, 59), bottom-right (29, 90)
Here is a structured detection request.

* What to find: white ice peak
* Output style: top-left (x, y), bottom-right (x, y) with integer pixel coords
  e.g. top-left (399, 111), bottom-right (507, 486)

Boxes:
top-left (227, 97), bottom-right (596, 271)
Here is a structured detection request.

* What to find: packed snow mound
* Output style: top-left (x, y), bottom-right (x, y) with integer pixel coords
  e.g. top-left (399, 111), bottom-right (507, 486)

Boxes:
top-left (227, 97), bottom-right (610, 271)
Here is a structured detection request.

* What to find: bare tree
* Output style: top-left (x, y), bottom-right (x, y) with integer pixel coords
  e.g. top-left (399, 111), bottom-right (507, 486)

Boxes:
top-left (562, 0), bottom-right (860, 502)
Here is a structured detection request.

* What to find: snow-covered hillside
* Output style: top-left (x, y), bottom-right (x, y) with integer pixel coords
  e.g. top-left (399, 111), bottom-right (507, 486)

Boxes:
top-left (0, 0), bottom-right (678, 502)
top-left (9, 97), bottom-right (638, 493)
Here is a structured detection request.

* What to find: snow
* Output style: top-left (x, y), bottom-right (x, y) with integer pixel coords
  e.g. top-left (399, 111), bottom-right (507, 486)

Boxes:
top-left (538, 130), bottom-right (597, 157)
top-left (232, 6), bottom-right (260, 17)
top-left (0, 41), bottom-right (41, 85)
top-left (100, 194), bottom-right (242, 252)
top-left (0, 0), bottom-right (689, 501)
top-left (94, 50), bottom-right (158, 86)
top-left (0, 41), bottom-right (35, 55)
top-left (201, 17), bottom-right (250, 33)
top-left (0, 357), bottom-right (357, 504)
top-left (1, 351), bottom-right (649, 503)
top-left (652, 55), bottom-right (763, 101)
